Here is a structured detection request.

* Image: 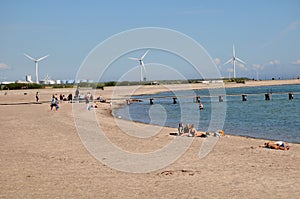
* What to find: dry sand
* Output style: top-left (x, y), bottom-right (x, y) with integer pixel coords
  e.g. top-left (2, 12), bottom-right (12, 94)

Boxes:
top-left (0, 79), bottom-right (299, 198)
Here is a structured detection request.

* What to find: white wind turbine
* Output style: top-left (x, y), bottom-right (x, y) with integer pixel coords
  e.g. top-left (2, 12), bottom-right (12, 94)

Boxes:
top-left (24, 53), bottom-right (49, 83)
top-left (128, 50), bottom-right (149, 82)
top-left (224, 45), bottom-right (246, 78)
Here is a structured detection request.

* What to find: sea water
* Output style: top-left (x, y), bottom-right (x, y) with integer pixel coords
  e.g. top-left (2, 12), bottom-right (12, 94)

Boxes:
top-left (113, 84), bottom-right (300, 143)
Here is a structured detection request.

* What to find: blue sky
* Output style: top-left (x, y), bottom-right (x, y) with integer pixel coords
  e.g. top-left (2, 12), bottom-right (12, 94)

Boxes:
top-left (0, 0), bottom-right (300, 82)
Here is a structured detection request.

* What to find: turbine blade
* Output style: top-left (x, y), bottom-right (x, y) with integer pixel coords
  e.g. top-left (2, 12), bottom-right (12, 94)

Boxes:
top-left (37, 54), bottom-right (49, 62)
top-left (128, 57), bottom-right (139, 61)
top-left (224, 58), bottom-right (232, 65)
top-left (236, 57), bottom-right (246, 64)
top-left (141, 50), bottom-right (149, 60)
top-left (24, 53), bottom-right (36, 62)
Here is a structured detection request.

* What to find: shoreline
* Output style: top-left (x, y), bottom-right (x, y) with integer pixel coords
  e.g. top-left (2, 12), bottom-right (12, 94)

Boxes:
top-left (0, 79), bottom-right (299, 144)
top-left (110, 79), bottom-right (300, 144)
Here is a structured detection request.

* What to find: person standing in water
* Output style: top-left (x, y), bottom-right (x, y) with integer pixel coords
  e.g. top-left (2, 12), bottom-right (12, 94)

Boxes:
top-left (199, 101), bottom-right (203, 110)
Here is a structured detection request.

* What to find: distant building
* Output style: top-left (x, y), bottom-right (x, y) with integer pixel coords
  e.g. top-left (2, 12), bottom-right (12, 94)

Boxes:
top-left (39, 79), bottom-right (55, 85)
top-left (67, 80), bottom-right (75, 84)
top-left (55, 80), bottom-right (61, 84)
top-left (26, 75), bottom-right (33, 83)
top-left (200, 80), bottom-right (224, 84)
top-left (1, 81), bottom-right (14, 85)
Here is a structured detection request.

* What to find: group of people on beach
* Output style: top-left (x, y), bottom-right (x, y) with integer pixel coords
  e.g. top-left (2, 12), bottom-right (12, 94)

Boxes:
top-left (58, 93), bottom-right (73, 102)
top-left (169, 122), bottom-right (225, 138)
top-left (172, 123), bottom-right (221, 137)
top-left (170, 122), bottom-right (290, 151)
top-left (179, 123), bottom-right (207, 137)
top-left (48, 88), bottom-right (108, 111)
top-left (84, 92), bottom-right (111, 110)
top-left (49, 93), bottom-right (74, 111)
top-left (181, 124), bottom-right (289, 150)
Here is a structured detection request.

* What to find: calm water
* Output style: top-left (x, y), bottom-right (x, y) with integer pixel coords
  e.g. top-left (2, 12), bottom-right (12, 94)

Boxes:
top-left (113, 84), bottom-right (300, 143)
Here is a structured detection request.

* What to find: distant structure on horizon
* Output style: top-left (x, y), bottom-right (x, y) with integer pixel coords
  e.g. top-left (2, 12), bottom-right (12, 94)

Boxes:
top-left (224, 44), bottom-right (246, 78)
top-left (25, 75), bottom-right (32, 83)
top-left (128, 50), bottom-right (150, 82)
top-left (24, 53), bottom-right (49, 84)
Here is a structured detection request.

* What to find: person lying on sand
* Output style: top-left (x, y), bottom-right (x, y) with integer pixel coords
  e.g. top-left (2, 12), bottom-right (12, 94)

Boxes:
top-left (190, 124), bottom-right (207, 137)
top-left (259, 141), bottom-right (290, 150)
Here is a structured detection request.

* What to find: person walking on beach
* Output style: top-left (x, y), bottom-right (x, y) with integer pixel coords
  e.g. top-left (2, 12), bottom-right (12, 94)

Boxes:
top-left (50, 95), bottom-right (59, 111)
top-left (50, 95), bottom-right (55, 110)
top-left (36, 92), bottom-right (39, 102)
top-left (75, 87), bottom-right (79, 99)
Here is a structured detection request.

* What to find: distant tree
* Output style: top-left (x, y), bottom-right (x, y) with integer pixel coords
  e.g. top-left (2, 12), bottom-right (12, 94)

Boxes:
top-left (2, 83), bottom-right (43, 90)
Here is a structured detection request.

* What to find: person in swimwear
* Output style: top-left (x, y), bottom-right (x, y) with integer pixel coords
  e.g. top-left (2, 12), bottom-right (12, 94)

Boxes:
top-left (181, 124), bottom-right (191, 136)
top-left (199, 102), bottom-right (203, 110)
top-left (177, 122), bottom-right (184, 135)
top-left (181, 124), bottom-right (207, 137)
top-left (259, 141), bottom-right (289, 150)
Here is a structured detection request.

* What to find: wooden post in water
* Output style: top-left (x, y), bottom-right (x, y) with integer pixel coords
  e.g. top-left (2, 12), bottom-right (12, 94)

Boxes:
top-left (150, 98), bottom-right (154, 105)
top-left (265, 93), bottom-right (271, 101)
top-left (195, 95), bottom-right (201, 103)
top-left (288, 92), bottom-right (294, 100)
top-left (219, 96), bottom-right (224, 102)
top-left (173, 97), bottom-right (177, 104)
top-left (242, 94), bottom-right (247, 101)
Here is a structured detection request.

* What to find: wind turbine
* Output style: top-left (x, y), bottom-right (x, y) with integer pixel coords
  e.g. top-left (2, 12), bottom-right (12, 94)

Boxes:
top-left (24, 53), bottom-right (49, 83)
top-left (128, 50), bottom-right (149, 82)
top-left (224, 45), bottom-right (245, 78)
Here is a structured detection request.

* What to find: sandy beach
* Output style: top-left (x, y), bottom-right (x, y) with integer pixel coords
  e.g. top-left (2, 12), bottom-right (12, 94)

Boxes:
top-left (0, 79), bottom-right (299, 198)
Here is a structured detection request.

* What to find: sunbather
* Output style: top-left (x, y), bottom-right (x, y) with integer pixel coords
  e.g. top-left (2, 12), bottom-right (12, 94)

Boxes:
top-left (259, 141), bottom-right (289, 150)
top-left (180, 124), bottom-right (207, 138)
top-left (177, 122), bottom-right (183, 135)
top-left (180, 124), bottom-right (191, 136)
top-left (189, 124), bottom-right (196, 137)
top-left (194, 130), bottom-right (207, 137)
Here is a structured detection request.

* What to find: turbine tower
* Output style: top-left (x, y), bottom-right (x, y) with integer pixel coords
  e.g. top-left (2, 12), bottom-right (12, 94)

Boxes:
top-left (224, 45), bottom-right (245, 78)
top-left (24, 53), bottom-right (49, 83)
top-left (128, 50), bottom-right (149, 82)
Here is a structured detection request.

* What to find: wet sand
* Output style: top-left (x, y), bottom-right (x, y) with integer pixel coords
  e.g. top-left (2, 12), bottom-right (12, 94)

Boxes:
top-left (0, 79), bottom-right (299, 198)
